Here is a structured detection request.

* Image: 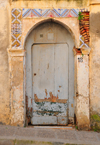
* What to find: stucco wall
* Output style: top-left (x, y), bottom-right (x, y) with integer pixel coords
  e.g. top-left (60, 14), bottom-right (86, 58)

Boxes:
top-left (0, 0), bottom-right (10, 125)
top-left (76, 54), bottom-right (90, 130)
top-left (10, 55), bottom-right (24, 126)
top-left (90, 2), bottom-right (100, 130)
top-left (11, 0), bottom-right (89, 9)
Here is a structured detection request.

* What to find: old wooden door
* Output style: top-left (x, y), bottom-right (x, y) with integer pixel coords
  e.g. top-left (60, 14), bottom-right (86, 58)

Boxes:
top-left (31, 43), bottom-right (69, 125)
top-left (26, 21), bottom-right (75, 126)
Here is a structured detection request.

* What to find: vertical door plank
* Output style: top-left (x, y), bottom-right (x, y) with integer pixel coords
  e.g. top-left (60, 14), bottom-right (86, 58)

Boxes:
top-left (54, 44), bottom-right (68, 101)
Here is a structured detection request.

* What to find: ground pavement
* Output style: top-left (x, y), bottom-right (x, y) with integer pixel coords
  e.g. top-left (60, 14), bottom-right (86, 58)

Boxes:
top-left (0, 125), bottom-right (100, 145)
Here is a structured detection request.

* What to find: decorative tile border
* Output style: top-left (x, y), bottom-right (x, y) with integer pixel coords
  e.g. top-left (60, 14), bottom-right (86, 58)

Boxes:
top-left (11, 8), bottom-right (22, 48)
top-left (11, 8), bottom-right (90, 49)
top-left (22, 8), bottom-right (79, 18)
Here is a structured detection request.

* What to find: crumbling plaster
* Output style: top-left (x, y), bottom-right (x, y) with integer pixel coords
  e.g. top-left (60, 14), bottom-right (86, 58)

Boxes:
top-left (0, 0), bottom-right (11, 125)
top-left (76, 55), bottom-right (90, 130)
top-left (11, 0), bottom-right (89, 9)
top-left (90, 3), bottom-right (100, 129)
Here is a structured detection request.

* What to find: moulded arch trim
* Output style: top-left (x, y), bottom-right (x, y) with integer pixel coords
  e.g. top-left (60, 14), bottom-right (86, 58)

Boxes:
top-left (24, 18), bottom-right (76, 124)
top-left (24, 18), bottom-right (78, 49)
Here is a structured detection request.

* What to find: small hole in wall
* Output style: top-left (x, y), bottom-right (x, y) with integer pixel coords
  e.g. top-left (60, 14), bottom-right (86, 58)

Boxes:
top-left (40, 34), bottom-right (43, 38)
top-left (34, 73), bottom-right (36, 76)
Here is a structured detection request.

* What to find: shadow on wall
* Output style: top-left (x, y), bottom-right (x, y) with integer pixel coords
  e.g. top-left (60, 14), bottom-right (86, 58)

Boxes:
top-left (90, 12), bottom-right (100, 38)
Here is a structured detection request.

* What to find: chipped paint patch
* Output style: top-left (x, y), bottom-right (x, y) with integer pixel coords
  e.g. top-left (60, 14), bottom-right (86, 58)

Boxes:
top-left (34, 94), bottom-right (67, 104)
top-left (33, 102), bottom-right (68, 116)
top-left (71, 104), bottom-right (73, 108)
top-left (45, 89), bottom-right (48, 96)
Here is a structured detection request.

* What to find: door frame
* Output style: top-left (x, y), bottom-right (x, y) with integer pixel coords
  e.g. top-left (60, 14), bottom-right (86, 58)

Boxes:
top-left (23, 19), bottom-right (90, 129)
top-left (24, 20), bottom-right (77, 125)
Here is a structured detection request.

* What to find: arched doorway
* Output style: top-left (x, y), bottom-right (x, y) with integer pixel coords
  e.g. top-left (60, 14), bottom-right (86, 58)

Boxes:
top-left (25, 21), bottom-right (75, 125)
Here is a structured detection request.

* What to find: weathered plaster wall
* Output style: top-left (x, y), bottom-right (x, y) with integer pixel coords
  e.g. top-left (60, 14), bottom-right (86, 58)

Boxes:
top-left (11, 0), bottom-right (89, 9)
top-left (76, 55), bottom-right (90, 130)
top-left (90, 2), bottom-right (100, 130)
top-left (0, 0), bottom-right (10, 125)
top-left (10, 54), bottom-right (24, 126)
top-left (91, 0), bottom-right (100, 4)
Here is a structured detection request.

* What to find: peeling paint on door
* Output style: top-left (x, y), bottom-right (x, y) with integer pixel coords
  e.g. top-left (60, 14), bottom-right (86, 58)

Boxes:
top-left (34, 93), bottom-right (67, 103)
top-left (31, 44), bottom-right (68, 125)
